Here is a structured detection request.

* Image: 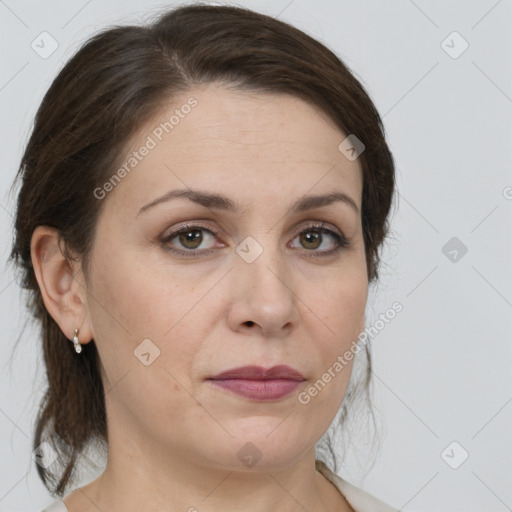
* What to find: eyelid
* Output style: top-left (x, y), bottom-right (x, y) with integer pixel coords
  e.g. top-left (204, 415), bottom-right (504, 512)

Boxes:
top-left (164, 219), bottom-right (344, 240)
top-left (162, 221), bottom-right (221, 239)
top-left (289, 220), bottom-right (342, 239)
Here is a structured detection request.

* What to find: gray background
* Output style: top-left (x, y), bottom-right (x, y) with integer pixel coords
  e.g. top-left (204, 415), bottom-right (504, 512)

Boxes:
top-left (1, 0), bottom-right (511, 510)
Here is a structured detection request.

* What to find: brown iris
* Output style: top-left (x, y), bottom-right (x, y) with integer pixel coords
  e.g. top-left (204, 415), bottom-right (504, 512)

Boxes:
top-left (178, 229), bottom-right (203, 249)
top-left (300, 230), bottom-right (322, 250)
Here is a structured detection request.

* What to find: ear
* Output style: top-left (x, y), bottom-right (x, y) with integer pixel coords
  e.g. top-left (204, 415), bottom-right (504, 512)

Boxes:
top-left (30, 226), bottom-right (94, 346)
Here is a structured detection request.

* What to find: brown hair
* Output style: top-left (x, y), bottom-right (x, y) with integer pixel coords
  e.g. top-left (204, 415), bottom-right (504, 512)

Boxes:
top-left (9, 3), bottom-right (395, 497)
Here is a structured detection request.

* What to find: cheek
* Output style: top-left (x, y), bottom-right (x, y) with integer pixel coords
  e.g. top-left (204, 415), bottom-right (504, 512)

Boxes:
top-left (89, 243), bottom-right (178, 338)
top-left (88, 253), bottom-right (205, 433)
top-left (88, 247), bottom-right (210, 380)
top-left (311, 270), bottom-right (367, 339)
top-left (300, 288), bottom-right (365, 423)
top-left (304, 270), bottom-right (366, 406)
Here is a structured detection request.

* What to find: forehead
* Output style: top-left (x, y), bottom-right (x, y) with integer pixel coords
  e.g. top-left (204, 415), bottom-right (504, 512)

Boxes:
top-left (108, 84), bottom-right (363, 214)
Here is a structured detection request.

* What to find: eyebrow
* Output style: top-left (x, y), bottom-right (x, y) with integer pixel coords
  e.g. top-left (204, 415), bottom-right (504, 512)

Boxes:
top-left (136, 188), bottom-right (359, 217)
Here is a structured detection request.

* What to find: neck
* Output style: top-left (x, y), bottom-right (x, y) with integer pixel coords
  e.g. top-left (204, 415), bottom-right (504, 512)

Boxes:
top-left (67, 422), bottom-right (350, 512)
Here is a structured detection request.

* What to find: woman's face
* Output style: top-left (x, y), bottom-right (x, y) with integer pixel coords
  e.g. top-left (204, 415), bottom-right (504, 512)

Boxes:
top-left (83, 84), bottom-right (368, 471)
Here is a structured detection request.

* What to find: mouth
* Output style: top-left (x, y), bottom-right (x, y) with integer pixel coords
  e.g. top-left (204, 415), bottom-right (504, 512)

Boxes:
top-left (207, 365), bottom-right (306, 401)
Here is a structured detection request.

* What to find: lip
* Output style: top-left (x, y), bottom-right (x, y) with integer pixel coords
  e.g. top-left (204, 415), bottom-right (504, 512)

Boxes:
top-left (207, 365), bottom-right (306, 401)
top-left (209, 365), bottom-right (305, 381)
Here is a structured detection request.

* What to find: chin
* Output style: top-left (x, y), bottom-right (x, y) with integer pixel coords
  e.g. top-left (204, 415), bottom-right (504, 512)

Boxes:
top-left (200, 425), bottom-right (313, 471)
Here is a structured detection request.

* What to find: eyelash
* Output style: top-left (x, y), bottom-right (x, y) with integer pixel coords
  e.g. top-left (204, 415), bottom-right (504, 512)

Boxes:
top-left (160, 221), bottom-right (350, 258)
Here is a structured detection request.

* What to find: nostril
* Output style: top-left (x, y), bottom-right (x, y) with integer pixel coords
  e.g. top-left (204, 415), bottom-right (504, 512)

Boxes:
top-left (245, 321), bottom-right (255, 327)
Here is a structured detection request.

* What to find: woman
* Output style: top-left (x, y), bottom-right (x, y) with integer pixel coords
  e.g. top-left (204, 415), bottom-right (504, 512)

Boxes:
top-left (10, 4), bottom-right (397, 511)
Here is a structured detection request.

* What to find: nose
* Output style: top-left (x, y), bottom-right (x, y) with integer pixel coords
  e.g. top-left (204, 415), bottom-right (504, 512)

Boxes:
top-left (225, 238), bottom-right (300, 338)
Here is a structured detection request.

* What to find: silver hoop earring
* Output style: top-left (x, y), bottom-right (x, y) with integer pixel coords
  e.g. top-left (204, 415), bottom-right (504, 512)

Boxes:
top-left (72, 328), bottom-right (82, 354)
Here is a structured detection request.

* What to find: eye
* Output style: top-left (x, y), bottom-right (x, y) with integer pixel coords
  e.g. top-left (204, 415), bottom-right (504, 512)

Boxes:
top-left (161, 223), bottom-right (221, 256)
top-left (160, 221), bottom-right (350, 257)
top-left (289, 222), bottom-right (349, 257)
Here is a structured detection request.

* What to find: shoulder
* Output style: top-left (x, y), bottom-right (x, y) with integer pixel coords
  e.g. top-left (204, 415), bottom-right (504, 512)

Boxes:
top-left (40, 499), bottom-right (69, 512)
top-left (315, 459), bottom-right (399, 512)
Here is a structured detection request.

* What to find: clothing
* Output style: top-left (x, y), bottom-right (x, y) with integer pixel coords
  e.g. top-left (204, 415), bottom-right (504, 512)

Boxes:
top-left (41, 460), bottom-right (398, 512)
top-left (41, 500), bottom-right (67, 512)
top-left (315, 459), bottom-right (399, 511)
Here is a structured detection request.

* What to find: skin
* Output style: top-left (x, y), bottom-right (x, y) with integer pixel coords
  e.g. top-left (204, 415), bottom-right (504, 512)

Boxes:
top-left (31, 84), bottom-right (368, 512)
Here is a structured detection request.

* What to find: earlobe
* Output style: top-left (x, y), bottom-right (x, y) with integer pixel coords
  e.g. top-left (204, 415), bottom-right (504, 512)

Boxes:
top-left (30, 226), bottom-right (93, 346)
